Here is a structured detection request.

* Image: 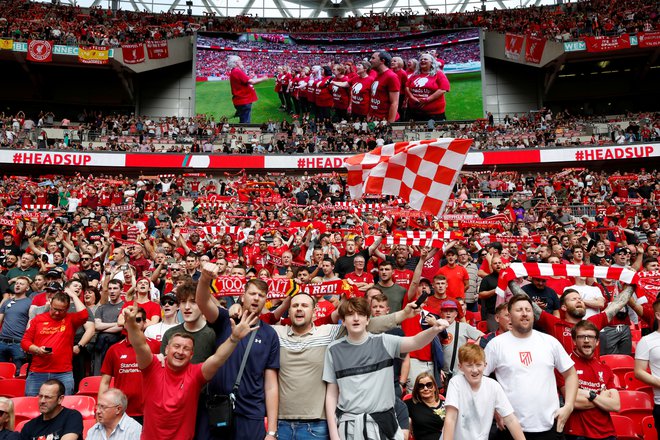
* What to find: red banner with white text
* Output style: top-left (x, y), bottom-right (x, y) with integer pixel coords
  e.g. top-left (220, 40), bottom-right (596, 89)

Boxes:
top-left (504, 33), bottom-right (524, 60)
top-left (584, 34), bottom-right (631, 52)
top-left (26, 40), bottom-right (53, 63)
top-left (525, 35), bottom-right (546, 64)
top-left (638, 31), bottom-right (660, 48)
top-left (146, 40), bottom-right (169, 59)
top-left (122, 43), bottom-right (145, 64)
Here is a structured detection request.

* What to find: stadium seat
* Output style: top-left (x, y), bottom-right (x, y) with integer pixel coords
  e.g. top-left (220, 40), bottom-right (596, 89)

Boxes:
top-left (12, 397), bottom-right (40, 424)
top-left (601, 354), bottom-right (635, 383)
top-left (0, 363), bottom-right (17, 379)
top-left (0, 379), bottom-right (26, 398)
top-left (62, 395), bottom-right (96, 420)
top-left (618, 390), bottom-right (654, 436)
top-left (17, 364), bottom-right (28, 379)
top-left (611, 414), bottom-right (641, 440)
top-left (642, 415), bottom-right (657, 440)
top-left (83, 418), bottom-right (97, 438)
top-left (76, 376), bottom-right (104, 399)
top-left (14, 419), bottom-right (28, 432)
top-left (624, 371), bottom-right (653, 397)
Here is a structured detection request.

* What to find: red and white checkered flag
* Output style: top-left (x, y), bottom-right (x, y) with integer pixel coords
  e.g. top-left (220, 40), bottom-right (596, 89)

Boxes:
top-left (344, 139), bottom-right (472, 217)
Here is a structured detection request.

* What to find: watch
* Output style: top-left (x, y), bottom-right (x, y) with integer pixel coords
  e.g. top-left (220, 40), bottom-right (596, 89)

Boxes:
top-left (587, 390), bottom-right (597, 402)
top-left (267, 431), bottom-right (278, 438)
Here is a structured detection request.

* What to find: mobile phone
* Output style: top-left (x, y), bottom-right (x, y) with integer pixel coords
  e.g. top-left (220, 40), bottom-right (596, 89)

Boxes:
top-left (43, 347), bottom-right (52, 353)
top-left (414, 291), bottom-right (430, 308)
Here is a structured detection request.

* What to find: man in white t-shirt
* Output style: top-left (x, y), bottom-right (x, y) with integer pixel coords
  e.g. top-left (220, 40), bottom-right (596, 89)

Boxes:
top-left (484, 294), bottom-right (578, 439)
top-left (144, 293), bottom-right (180, 342)
top-left (566, 277), bottom-right (604, 318)
top-left (634, 297), bottom-right (660, 439)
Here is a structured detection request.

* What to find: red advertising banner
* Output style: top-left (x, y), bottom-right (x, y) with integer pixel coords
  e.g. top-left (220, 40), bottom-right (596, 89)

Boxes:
top-left (525, 35), bottom-right (546, 64)
top-left (146, 40), bottom-right (169, 59)
top-left (26, 40), bottom-right (53, 63)
top-left (638, 31), bottom-right (660, 48)
top-left (122, 43), bottom-right (145, 64)
top-left (584, 34), bottom-right (631, 52)
top-left (504, 33), bottom-right (524, 60)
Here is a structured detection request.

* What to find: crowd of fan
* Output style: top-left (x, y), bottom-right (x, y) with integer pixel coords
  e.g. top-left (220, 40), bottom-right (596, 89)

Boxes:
top-left (0, 165), bottom-right (658, 438)
top-left (1, 0), bottom-right (658, 48)
top-left (2, 109), bottom-right (659, 153)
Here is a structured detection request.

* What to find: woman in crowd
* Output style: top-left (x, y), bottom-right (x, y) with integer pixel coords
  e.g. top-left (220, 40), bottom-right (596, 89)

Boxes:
top-left (332, 60), bottom-right (373, 121)
top-left (0, 397), bottom-right (20, 439)
top-left (405, 372), bottom-right (446, 440)
top-left (406, 53), bottom-right (451, 121)
top-left (331, 64), bottom-right (351, 121)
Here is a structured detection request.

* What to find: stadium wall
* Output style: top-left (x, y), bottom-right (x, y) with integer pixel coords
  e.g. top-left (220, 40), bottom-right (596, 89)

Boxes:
top-left (135, 62), bottom-right (194, 118)
top-left (483, 59), bottom-right (543, 121)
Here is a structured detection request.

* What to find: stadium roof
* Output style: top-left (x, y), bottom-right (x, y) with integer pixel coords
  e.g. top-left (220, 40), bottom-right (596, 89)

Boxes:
top-left (40, 0), bottom-right (561, 19)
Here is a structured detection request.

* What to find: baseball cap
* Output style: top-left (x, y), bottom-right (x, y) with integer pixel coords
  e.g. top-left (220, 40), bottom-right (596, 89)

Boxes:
top-left (440, 300), bottom-right (458, 310)
top-left (160, 293), bottom-right (179, 306)
top-left (614, 247), bottom-right (630, 255)
top-left (46, 269), bottom-right (62, 278)
top-left (45, 281), bottom-right (63, 292)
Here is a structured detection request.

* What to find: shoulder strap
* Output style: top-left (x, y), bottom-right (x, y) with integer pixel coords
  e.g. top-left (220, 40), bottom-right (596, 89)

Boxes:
top-left (449, 321), bottom-right (461, 373)
top-left (232, 326), bottom-right (258, 394)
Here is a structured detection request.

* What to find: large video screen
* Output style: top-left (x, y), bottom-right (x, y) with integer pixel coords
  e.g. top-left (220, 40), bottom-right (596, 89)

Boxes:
top-left (195, 29), bottom-right (482, 124)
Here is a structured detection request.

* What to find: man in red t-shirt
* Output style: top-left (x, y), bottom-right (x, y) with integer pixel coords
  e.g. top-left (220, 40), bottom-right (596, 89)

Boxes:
top-left (21, 290), bottom-right (89, 396)
top-left (123, 302), bottom-right (257, 440)
top-left (99, 307), bottom-right (161, 423)
top-left (228, 55), bottom-right (268, 123)
top-left (557, 320), bottom-right (618, 439)
top-left (368, 50), bottom-right (400, 123)
top-left (345, 255), bottom-right (374, 296)
top-left (435, 248), bottom-right (469, 300)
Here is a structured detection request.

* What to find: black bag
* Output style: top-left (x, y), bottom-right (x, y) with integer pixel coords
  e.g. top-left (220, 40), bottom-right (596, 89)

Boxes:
top-left (206, 327), bottom-right (258, 432)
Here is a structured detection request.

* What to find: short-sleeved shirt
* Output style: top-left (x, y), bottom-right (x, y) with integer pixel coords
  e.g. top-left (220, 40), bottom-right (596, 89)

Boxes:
top-left (436, 264), bottom-right (468, 299)
top-left (521, 284), bottom-right (560, 314)
top-left (160, 323), bottom-right (216, 364)
top-left (20, 407), bottom-right (83, 440)
top-left (140, 355), bottom-right (206, 440)
top-left (230, 67), bottom-right (257, 106)
top-left (323, 333), bottom-right (401, 414)
top-left (369, 68), bottom-right (400, 120)
top-left (0, 297), bottom-right (32, 340)
top-left (21, 309), bottom-right (89, 373)
top-left (208, 307), bottom-right (280, 420)
top-left (442, 322), bottom-right (482, 373)
top-left (406, 71), bottom-right (451, 115)
top-left (120, 300), bottom-right (161, 322)
top-left (378, 283), bottom-right (407, 313)
top-left (635, 331), bottom-right (660, 404)
top-left (100, 338), bottom-right (161, 417)
top-left (537, 311), bottom-right (609, 354)
top-left (94, 300), bottom-right (125, 324)
top-left (444, 374), bottom-right (514, 440)
top-left (350, 75), bottom-right (374, 116)
top-left (484, 330), bottom-right (574, 432)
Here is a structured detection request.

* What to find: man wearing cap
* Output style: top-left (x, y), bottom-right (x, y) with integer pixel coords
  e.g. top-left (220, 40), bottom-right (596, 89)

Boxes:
top-left (0, 275), bottom-right (32, 372)
top-left (92, 279), bottom-right (126, 375)
top-left (441, 299), bottom-right (483, 378)
top-left (99, 307), bottom-right (161, 425)
top-left (144, 292), bottom-right (180, 342)
top-left (368, 50), bottom-right (400, 123)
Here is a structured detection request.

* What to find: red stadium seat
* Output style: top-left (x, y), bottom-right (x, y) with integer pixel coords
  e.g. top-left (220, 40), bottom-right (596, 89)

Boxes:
top-left (618, 390), bottom-right (654, 436)
top-left (14, 419), bottom-right (28, 432)
top-left (76, 376), bottom-right (104, 400)
top-left (611, 415), bottom-right (641, 440)
top-left (642, 415), bottom-right (658, 440)
top-left (624, 371), bottom-right (653, 397)
top-left (62, 395), bottom-right (96, 420)
top-left (0, 379), bottom-right (26, 398)
top-left (83, 418), bottom-right (97, 438)
top-left (17, 364), bottom-right (28, 379)
top-left (0, 363), bottom-right (16, 379)
top-left (12, 397), bottom-right (40, 425)
top-left (601, 354), bottom-right (635, 383)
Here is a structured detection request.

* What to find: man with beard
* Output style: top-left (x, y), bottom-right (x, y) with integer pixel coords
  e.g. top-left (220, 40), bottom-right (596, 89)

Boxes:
top-left (533, 287), bottom-right (634, 354)
top-left (391, 248), bottom-right (415, 290)
top-left (92, 279), bottom-right (125, 375)
top-left (558, 321), bottom-right (619, 440)
top-left (334, 238), bottom-right (381, 279)
top-left (485, 294), bottom-right (578, 439)
top-left (272, 292), bottom-right (417, 440)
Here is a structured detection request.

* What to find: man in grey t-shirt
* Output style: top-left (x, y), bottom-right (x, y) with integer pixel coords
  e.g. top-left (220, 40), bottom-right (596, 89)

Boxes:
top-left (0, 276), bottom-right (33, 372)
top-left (440, 299), bottom-right (483, 375)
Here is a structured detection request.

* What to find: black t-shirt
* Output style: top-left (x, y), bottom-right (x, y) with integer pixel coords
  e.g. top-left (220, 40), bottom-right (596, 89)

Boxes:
top-left (82, 269), bottom-right (101, 283)
top-left (21, 407), bottom-right (83, 440)
top-left (0, 429), bottom-right (19, 440)
top-left (521, 283), bottom-right (560, 313)
top-left (479, 272), bottom-right (499, 314)
top-left (0, 245), bottom-right (20, 265)
top-left (405, 399), bottom-right (445, 440)
top-left (334, 249), bottom-right (370, 279)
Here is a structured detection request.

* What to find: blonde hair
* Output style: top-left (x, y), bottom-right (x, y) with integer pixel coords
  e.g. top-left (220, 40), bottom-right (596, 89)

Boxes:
top-left (0, 397), bottom-right (15, 430)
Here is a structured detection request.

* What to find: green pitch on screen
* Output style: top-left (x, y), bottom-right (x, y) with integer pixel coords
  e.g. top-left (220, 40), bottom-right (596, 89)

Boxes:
top-left (196, 73), bottom-right (483, 124)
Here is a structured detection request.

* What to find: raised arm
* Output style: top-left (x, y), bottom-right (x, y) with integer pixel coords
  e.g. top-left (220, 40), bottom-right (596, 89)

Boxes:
top-left (196, 262), bottom-right (220, 324)
top-left (123, 304), bottom-right (153, 370)
top-left (400, 318), bottom-right (449, 353)
top-left (201, 311), bottom-right (258, 380)
top-left (603, 285), bottom-right (635, 321)
top-left (508, 280), bottom-right (542, 321)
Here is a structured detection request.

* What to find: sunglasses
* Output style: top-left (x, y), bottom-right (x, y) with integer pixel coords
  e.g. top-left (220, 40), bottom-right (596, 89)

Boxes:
top-left (135, 317), bottom-right (144, 323)
top-left (163, 300), bottom-right (177, 306)
top-left (418, 382), bottom-right (434, 389)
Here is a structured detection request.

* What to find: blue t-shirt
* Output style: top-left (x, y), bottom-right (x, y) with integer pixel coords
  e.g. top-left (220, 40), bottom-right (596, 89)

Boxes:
top-left (208, 307), bottom-right (280, 420)
top-left (0, 297), bottom-right (32, 340)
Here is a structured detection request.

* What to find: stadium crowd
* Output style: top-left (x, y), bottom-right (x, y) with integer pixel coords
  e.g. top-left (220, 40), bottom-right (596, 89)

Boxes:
top-left (2, 109), bottom-right (659, 153)
top-left (1, 0), bottom-right (658, 48)
top-left (0, 165), bottom-right (658, 439)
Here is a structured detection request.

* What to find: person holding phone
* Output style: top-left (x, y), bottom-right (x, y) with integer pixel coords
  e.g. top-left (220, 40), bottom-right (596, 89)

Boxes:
top-left (21, 288), bottom-right (89, 396)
